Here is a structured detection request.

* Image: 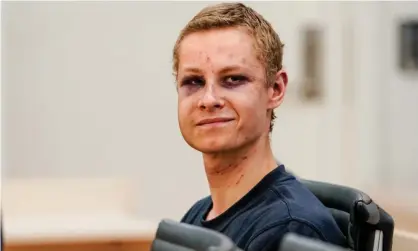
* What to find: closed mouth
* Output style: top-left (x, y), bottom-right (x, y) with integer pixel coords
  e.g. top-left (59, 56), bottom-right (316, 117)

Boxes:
top-left (196, 118), bottom-right (235, 126)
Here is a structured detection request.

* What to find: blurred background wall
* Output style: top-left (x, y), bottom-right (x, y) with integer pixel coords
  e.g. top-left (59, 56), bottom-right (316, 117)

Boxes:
top-left (2, 0), bottom-right (418, 233)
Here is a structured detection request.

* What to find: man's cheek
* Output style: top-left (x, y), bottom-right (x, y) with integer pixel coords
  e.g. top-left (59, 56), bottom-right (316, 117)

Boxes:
top-left (178, 102), bottom-right (191, 118)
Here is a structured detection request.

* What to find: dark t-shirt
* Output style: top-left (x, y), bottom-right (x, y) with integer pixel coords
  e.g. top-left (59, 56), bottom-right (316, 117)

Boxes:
top-left (181, 165), bottom-right (346, 251)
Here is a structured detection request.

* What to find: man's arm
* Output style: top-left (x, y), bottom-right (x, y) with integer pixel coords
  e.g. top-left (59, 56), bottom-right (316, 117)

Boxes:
top-left (244, 220), bottom-right (326, 251)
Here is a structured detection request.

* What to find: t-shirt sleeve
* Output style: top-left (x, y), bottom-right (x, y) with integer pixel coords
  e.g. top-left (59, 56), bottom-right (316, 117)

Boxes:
top-left (245, 220), bottom-right (325, 251)
top-left (180, 197), bottom-right (210, 224)
top-left (180, 207), bottom-right (192, 223)
top-left (180, 203), bottom-right (200, 223)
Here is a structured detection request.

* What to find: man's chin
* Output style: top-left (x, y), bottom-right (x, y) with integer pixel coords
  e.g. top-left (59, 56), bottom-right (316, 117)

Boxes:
top-left (189, 140), bottom-right (236, 154)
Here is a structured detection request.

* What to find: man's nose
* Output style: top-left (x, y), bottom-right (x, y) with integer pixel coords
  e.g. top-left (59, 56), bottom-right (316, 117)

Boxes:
top-left (197, 84), bottom-right (225, 111)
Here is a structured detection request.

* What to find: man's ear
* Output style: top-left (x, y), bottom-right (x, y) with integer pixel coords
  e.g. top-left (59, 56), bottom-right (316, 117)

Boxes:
top-left (267, 69), bottom-right (288, 109)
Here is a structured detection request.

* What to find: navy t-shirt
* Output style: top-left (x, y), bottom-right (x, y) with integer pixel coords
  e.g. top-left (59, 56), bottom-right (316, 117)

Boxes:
top-left (181, 165), bottom-right (346, 251)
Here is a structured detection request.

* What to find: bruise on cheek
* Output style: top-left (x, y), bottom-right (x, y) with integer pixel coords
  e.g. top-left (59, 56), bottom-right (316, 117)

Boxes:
top-left (178, 87), bottom-right (192, 98)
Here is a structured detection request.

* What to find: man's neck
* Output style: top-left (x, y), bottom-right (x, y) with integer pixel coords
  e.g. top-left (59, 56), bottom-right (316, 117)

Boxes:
top-left (202, 135), bottom-right (277, 220)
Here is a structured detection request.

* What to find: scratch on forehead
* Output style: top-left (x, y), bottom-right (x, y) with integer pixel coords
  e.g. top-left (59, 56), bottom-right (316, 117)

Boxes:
top-left (196, 50), bottom-right (211, 62)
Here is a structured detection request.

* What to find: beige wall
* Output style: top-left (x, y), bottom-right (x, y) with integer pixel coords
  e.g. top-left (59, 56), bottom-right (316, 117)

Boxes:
top-left (2, 1), bottom-right (350, 220)
top-left (2, 1), bottom-right (418, 235)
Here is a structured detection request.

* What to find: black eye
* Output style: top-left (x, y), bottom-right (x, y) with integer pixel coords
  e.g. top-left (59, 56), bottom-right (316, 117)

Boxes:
top-left (181, 76), bottom-right (205, 87)
top-left (223, 75), bottom-right (248, 87)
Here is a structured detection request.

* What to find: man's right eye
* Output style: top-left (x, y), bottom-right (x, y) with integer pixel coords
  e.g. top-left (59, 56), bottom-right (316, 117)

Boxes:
top-left (181, 76), bottom-right (205, 87)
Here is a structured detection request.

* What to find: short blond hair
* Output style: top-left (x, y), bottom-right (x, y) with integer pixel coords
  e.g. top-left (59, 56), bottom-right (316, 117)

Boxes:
top-left (173, 2), bottom-right (284, 132)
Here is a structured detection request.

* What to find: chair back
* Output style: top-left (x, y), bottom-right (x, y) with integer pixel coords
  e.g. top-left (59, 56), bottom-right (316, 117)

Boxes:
top-left (301, 180), bottom-right (394, 251)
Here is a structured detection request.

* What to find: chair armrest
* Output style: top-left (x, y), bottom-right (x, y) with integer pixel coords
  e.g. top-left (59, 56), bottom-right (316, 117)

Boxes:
top-left (376, 207), bottom-right (394, 251)
top-left (301, 180), bottom-right (379, 224)
top-left (151, 219), bottom-right (239, 251)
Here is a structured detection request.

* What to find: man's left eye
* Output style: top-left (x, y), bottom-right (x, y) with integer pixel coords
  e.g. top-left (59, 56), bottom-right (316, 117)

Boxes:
top-left (224, 75), bottom-right (248, 85)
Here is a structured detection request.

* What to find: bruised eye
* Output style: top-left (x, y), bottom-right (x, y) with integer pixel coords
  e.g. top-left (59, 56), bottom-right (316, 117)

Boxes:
top-left (223, 75), bottom-right (248, 87)
top-left (180, 76), bottom-right (205, 87)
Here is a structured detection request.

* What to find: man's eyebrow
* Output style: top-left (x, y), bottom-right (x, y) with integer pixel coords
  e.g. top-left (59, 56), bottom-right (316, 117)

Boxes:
top-left (180, 65), bottom-right (250, 76)
top-left (218, 65), bottom-right (248, 74)
top-left (181, 67), bottom-right (203, 75)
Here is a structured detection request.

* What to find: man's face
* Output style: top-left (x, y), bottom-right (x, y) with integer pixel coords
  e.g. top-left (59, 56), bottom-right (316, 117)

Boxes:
top-left (176, 27), bottom-right (281, 154)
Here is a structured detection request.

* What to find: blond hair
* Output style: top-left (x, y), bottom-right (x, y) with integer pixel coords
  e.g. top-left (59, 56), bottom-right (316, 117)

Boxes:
top-left (173, 2), bottom-right (284, 132)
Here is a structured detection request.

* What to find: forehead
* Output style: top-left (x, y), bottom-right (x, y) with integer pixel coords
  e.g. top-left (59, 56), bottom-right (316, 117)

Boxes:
top-left (178, 27), bottom-right (262, 72)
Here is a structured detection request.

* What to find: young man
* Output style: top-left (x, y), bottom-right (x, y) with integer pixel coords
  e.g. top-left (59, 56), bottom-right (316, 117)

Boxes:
top-left (173, 2), bottom-right (346, 251)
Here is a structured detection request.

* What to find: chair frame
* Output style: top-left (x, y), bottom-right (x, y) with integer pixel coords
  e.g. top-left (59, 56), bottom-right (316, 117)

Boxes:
top-left (301, 179), bottom-right (394, 251)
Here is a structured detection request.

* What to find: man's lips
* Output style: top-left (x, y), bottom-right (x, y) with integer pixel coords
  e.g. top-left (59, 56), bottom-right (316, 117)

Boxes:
top-left (196, 117), bottom-right (235, 126)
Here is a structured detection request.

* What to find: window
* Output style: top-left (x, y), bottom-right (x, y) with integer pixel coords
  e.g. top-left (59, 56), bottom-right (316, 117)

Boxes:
top-left (301, 26), bottom-right (324, 101)
top-left (399, 20), bottom-right (418, 71)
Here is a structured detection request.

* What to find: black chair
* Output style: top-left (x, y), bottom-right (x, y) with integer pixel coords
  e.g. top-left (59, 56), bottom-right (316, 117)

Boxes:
top-left (301, 180), bottom-right (394, 251)
top-left (151, 180), bottom-right (394, 251)
top-left (151, 219), bottom-right (242, 251)
top-left (151, 220), bottom-right (349, 251)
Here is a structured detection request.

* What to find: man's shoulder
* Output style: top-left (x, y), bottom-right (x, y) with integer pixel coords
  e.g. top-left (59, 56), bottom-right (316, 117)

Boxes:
top-left (265, 177), bottom-right (346, 246)
top-left (244, 203), bottom-right (345, 250)
top-left (180, 196), bottom-right (211, 224)
top-left (269, 176), bottom-right (329, 218)
top-left (244, 219), bottom-right (324, 251)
